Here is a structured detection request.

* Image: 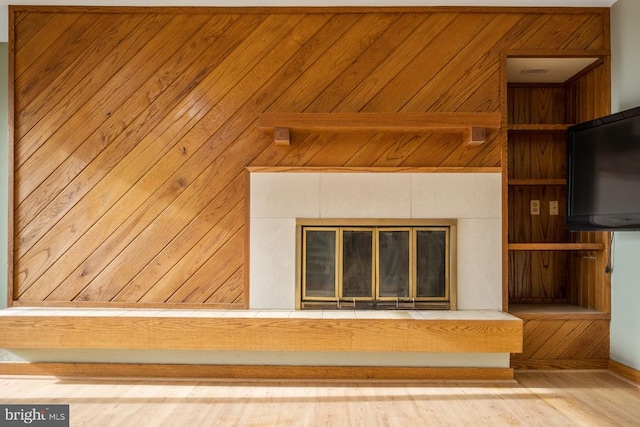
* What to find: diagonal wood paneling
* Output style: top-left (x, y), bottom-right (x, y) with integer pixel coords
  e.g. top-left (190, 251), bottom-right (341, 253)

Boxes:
top-left (511, 317), bottom-right (610, 369)
top-left (10, 7), bottom-right (609, 307)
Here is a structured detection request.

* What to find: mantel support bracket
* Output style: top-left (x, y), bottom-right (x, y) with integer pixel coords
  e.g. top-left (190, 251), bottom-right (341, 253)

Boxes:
top-left (274, 127), bottom-right (290, 146)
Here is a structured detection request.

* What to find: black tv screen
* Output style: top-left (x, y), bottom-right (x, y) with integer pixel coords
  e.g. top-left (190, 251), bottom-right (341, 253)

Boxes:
top-left (567, 106), bottom-right (640, 231)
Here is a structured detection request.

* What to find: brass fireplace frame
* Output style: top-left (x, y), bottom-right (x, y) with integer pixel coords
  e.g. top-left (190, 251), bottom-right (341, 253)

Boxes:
top-left (296, 219), bottom-right (457, 310)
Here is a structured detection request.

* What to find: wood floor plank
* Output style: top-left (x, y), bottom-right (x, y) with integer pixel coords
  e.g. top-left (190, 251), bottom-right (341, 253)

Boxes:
top-left (0, 371), bottom-right (638, 426)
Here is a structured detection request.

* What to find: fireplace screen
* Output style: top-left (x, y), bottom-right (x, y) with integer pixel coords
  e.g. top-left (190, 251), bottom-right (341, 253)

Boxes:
top-left (297, 220), bottom-right (456, 310)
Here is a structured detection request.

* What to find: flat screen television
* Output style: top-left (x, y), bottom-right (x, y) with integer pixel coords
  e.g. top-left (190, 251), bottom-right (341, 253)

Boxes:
top-left (567, 106), bottom-right (640, 231)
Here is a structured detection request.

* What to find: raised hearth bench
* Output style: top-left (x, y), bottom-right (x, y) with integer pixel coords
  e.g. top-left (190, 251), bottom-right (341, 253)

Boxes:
top-left (0, 308), bottom-right (523, 380)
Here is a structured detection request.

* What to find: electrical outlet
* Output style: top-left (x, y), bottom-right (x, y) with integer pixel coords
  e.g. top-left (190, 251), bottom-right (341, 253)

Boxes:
top-left (550, 201), bottom-right (559, 216)
top-left (530, 200), bottom-right (540, 215)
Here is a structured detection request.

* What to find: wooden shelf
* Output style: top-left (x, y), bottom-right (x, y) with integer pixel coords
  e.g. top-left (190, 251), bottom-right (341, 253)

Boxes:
top-left (508, 179), bottom-right (566, 186)
top-left (508, 304), bottom-right (610, 320)
top-left (508, 124), bottom-right (574, 132)
top-left (259, 112), bottom-right (502, 146)
top-left (508, 243), bottom-right (605, 251)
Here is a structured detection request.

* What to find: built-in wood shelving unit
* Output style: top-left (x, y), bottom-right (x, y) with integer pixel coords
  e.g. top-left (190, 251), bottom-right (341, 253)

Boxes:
top-left (506, 81), bottom-right (610, 309)
top-left (506, 70), bottom-right (611, 370)
top-left (259, 112), bottom-right (502, 146)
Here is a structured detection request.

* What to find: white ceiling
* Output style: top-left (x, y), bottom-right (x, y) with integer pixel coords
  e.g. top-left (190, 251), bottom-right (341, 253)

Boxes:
top-left (507, 57), bottom-right (601, 83)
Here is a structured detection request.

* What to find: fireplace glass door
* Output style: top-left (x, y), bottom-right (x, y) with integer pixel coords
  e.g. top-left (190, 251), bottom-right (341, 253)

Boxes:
top-left (299, 222), bottom-right (454, 310)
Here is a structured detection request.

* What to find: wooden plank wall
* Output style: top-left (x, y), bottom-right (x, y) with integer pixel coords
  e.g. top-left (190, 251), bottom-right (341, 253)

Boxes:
top-left (9, 7), bottom-right (609, 308)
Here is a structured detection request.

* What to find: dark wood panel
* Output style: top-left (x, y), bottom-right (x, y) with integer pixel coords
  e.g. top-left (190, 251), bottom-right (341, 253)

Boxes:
top-left (509, 251), bottom-right (569, 303)
top-left (10, 7), bottom-right (610, 307)
top-left (508, 132), bottom-right (566, 180)
top-left (568, 58), bottom-right (612, 123)
top-left (508, 186), bottom-right (569, 243)
top-left (508, 86), bottom-right (567, 125)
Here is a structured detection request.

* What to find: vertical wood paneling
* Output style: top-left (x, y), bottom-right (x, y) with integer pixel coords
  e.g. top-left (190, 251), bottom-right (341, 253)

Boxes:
top-left (10, 7), bottom-right (610, 307)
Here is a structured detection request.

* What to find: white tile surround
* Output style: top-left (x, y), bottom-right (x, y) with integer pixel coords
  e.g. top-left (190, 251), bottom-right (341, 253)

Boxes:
top-left (250, 172), bottom-right (503, 310)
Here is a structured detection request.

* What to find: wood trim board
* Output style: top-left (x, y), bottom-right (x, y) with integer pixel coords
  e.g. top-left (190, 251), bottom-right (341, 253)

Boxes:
top-left (7, 6), bottom-right (613, 15)
top-left (246, 166), bottom-right (502, 173)
top-left (610, 360), bottom-right (640, 385)
top-left (511, 359), bottom-right (609, 370)
top-left (6, 6), bottom-right (16, 308)
top-left (0, 363), bottom-right (515, 381)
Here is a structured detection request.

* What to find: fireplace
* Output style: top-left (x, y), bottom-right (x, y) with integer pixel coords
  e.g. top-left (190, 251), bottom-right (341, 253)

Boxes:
top-left (297, 219), bottom-right (456, 310)
top-left (249, 171), bottom-right (502, 311)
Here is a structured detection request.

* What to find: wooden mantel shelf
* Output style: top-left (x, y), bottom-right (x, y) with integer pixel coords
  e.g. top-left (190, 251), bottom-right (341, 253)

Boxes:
top-left (259, 112), bottom-right (502, 146)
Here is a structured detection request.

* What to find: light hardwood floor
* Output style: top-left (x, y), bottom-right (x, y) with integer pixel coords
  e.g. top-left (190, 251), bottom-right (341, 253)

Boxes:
top-left (1, 370), bottom-right (639, 426)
